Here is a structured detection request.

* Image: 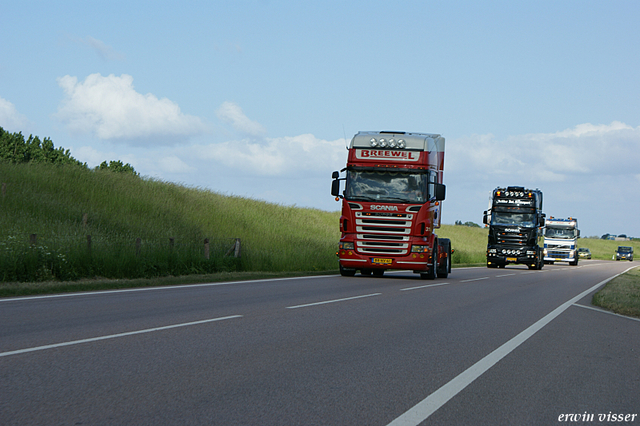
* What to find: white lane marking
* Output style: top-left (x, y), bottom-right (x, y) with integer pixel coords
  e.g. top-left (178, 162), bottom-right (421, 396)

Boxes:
top-left (573, 303), bottom-right (640, 322)
top-left (286, 293), bottom-right (381, 309)
top-left (496, 273), bottom-right (516, 277)
top-left (460, 277), bottom-right (490, 282)
top-left (0, 315), bottom-right (242, 358)
top-left (386, 270), bottom-right (629, 426)
top-left (0, 275), bottom-right (334, 303)
top-left (400, 283), bottom-right (450, 291)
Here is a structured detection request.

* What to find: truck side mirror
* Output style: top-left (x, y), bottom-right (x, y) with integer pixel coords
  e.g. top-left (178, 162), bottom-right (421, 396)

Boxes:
top-left (483, 211), bottom-right (488, 225)
top-left (331, 177), bottom-right (341, 197)
top-left (332, 171), bottom-right (339, 179)
top-left (434, 183), bottom-right (446, 201)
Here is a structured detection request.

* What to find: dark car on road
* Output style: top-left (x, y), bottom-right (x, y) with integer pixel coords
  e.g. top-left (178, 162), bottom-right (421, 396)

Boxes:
top-left (615, 246), bottom-right (634, 261)
top-left (578, 248), bottom-right (591, 259)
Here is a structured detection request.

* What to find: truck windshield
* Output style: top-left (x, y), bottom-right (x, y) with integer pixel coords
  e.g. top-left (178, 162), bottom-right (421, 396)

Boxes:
top-left (491, 211), bottom-right (536, 227)
top-left (346, 170), bottom-right (428, 203)
top-left (544, 228), bottom-right (576, 239)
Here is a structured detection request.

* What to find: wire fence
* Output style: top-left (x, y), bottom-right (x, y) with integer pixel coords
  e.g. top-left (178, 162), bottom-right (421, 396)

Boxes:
top-left (0, 234), bottom-right (242, 282)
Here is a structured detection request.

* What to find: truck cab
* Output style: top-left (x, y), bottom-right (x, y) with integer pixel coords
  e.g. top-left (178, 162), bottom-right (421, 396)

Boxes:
top-left (543, 217), bottom-right (580, 265)
top-left (484, 186), bottom-right (545, 270)
top-left (331, 131), bottom-right (451, 280)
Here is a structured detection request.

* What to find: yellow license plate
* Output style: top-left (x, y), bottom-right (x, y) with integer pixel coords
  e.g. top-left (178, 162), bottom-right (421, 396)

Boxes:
top-left (506, 257), bottom-right (517, 262)
top-left (372, 258), bottom-right (393, 265)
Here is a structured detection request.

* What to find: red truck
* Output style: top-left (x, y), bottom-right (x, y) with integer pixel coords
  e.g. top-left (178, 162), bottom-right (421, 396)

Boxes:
top-left (331, 131), bottom-right (451, 279)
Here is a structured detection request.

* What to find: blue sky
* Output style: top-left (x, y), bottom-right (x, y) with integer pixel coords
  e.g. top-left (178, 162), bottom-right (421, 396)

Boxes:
top-left (1, 1), bottom-right (639, 238)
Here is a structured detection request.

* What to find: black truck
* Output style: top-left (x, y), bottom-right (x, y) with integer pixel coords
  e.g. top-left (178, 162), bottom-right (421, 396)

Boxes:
top-left (483, 186), bottom-right (545, 270)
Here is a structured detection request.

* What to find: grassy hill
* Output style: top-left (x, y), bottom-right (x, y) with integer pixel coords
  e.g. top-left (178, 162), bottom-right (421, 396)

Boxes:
top-left (0, 162), bottom-right (341, 282)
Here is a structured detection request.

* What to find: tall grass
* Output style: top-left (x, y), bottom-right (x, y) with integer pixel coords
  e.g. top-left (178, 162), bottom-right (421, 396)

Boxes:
top-left (0, 162), bottom-right (339, 281)
top-left (437, 225), bottom-right (488, 265)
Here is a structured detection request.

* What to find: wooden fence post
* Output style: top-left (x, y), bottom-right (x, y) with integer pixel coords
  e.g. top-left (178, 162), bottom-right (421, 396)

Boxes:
top-left (204, 238), bottom-right (210, 259)
top-left (234, 238), bottom-right (241, 258)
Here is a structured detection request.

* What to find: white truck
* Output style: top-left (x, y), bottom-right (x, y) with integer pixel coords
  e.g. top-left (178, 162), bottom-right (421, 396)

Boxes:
top-left (543, 217), bottom-right (580, 265)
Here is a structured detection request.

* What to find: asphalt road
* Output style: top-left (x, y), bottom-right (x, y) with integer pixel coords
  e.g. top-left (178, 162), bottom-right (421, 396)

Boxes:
top-left (1, 260), bottom-right (638, 425)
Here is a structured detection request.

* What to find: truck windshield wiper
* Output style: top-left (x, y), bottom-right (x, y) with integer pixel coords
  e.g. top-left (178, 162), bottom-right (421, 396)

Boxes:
top-left (382, 197), bottom-right (414, 203)
top-left (348, 196), bottom-right (378, 201)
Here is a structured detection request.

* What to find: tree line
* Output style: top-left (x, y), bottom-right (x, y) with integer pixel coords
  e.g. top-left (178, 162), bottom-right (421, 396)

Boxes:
top-left (0, 126), bottom-right (138, 175)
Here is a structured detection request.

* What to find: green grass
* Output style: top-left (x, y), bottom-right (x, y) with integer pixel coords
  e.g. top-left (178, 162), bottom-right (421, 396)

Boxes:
top-left (0, 162), bottom-right (339, 282)
top-left (592, 266), bottom-right (640, 318)
top-left (437, 224), bottom-right (488, 265)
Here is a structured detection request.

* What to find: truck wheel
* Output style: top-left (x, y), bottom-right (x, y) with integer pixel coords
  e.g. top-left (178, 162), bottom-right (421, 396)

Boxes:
top-left (437, 239), bottom-right (450, 278)
top-left (420, 244), bottom-right (438, 280)
top-left (340, 265), bottom-right (356, 276)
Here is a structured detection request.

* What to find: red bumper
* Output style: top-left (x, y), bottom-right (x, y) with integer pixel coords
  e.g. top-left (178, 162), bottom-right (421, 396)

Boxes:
top-left (338, 250), bottom-right (431, 272)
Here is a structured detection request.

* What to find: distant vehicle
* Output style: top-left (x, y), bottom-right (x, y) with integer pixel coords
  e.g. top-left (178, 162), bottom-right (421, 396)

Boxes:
top-left (615, 246), bottom-right (634, 261)
top-left (577, 248), bottom-right (591, 259)
top-left (543, 217), bottom-right (580, 265)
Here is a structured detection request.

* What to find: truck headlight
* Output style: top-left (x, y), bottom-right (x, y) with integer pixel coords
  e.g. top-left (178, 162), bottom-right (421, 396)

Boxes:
top-left (412, 245), bottom-right (429, 253)
top-left (339, 242), bottom-right (354, 250)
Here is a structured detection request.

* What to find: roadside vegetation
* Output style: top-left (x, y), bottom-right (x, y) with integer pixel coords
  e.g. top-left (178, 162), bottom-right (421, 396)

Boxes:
top-left (592, 266), bottom-right (640, 319)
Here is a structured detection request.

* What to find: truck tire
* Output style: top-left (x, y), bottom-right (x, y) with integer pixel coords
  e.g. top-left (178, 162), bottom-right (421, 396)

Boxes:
top-left (340, 264), bottom-right (356, 276)
top-left (420, 243), bottom-right (438, 280)
top-left (437, 238), bottom-right (451, 278)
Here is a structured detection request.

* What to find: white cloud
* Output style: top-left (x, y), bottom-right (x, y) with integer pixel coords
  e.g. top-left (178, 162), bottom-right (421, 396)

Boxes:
top-left (55, 73), bottom-right (207, 144)
top-left (447, 121), bottom-right (640, 181)
top-left (0, 97), bottom-right (30, 131)
top-left (215, 101), bottom-right (266, 137)
top-left (192, 133), bottom-right (346, 176)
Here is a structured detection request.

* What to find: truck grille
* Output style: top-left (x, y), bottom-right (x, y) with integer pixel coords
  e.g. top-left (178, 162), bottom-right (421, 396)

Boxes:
top-left (496, 231), bottom-right (527, 245)
top-left (547, 251), bottom-right (570, 258)
top-left (354, 212), bottom-right (413, 255)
